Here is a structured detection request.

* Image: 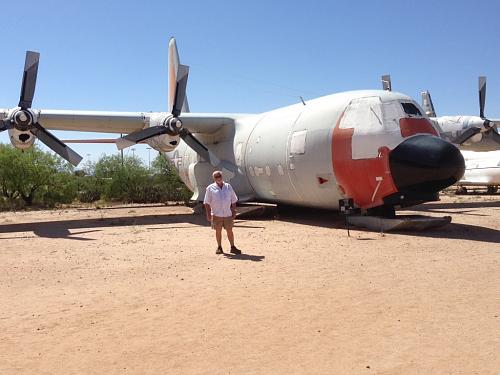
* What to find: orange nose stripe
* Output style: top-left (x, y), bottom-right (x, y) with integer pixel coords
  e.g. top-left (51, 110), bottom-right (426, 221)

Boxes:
top-left (399, 118), bottom-right (438, 138)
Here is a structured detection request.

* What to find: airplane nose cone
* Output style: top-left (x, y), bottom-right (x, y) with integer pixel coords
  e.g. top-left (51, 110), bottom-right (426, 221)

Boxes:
top-left (389, 135), bottom-right (465, 193)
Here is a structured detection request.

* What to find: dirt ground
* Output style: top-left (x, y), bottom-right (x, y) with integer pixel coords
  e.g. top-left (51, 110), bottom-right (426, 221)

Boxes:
top-left (0, 194), bottom-right (499, 374)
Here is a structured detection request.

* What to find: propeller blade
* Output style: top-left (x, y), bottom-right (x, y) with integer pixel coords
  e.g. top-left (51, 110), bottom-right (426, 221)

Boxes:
top-left (381, 75), bottom-right (391, 91)
top-left (116, 126), bottom-right (169, 150)
top-left (479, 76), bottom-right (486, 118)
top-left (0, 119), bottom-right (12, 132)
top-left (168, 38), bottom-right (190, 114)
top-left (490, 128), bottom-right (500, 144)
top-left (172, 64), bottom-right (189, 117)
top-left (30, 123), bottom-right (83, 166)
top-left (19, 51), bottom-right (40, 110)
top-left (179, 129), bottom-right (219, 166)
top-left (452, 127), bottom-right (481, 145)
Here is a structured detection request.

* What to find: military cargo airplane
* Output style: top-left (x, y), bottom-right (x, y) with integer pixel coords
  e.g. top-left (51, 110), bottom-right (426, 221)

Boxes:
top-left (0, 39), bottom-right (465, 217)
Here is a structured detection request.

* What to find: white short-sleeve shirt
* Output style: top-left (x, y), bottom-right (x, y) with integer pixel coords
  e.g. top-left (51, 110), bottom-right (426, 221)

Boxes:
top-left (203, 182), bottom-right (238, 217)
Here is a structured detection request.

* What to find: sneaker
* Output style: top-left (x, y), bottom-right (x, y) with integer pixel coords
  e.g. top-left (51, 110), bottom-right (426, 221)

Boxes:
top-left (216, 246), bottom-right (223, 255)
top-left (230, 246), bottom-right (241, 255)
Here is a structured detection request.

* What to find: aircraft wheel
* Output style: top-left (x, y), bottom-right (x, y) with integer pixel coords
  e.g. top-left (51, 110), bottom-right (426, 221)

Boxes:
top-left (456, 186), bottom-right (467, 195)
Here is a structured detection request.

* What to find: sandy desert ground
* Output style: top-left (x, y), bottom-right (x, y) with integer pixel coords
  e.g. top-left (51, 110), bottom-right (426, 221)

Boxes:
top-left (0, 194), bottom-right (499, 374)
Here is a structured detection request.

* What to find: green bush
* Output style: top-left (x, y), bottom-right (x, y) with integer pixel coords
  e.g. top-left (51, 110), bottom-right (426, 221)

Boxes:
top-left (0, 144), bottom-right (192, 209)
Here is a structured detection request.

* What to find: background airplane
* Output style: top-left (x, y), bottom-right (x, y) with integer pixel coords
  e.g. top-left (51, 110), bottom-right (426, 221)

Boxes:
top-left (0, 40), bottom-right (465, 218)
top-left (381, 75), bottom-right (500, 151)
top-left (455, 150), bottom-right (500, 194)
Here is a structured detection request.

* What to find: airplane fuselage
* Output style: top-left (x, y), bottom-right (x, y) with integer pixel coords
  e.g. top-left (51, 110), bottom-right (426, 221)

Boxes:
top-left (168, 90), bottom-right (465, 212)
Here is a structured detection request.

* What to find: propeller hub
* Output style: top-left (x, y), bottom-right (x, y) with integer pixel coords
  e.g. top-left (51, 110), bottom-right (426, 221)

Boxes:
top-left (164, 116), bottom-right (183, 135)
top-left (13, 109), bottom-right (33, 131)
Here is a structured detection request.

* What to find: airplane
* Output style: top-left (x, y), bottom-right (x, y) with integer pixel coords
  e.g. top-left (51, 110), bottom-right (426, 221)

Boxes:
top-left (381, 75), bottom-right (500, 152)
top-left (455, 150), bottom-right (500, 194)
top-left (0, 39), bottom-right (465, 219)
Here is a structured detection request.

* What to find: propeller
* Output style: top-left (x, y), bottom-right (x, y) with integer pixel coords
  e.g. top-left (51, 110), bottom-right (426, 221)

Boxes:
top-left (453, 76), bottom-right (500, 145)
top-left (0, 51), bottom-right (83, 166)
top-left (116, 62), bottom-right (189, 150)
top-left (117, 39), bottom-right (219, 166)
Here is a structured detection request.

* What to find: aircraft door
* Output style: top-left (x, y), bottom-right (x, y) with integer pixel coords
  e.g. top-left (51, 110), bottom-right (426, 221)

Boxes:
top-left (285, 104), bottom-right (343, 209)
top-left (244, 106), bottom-right (304, 202)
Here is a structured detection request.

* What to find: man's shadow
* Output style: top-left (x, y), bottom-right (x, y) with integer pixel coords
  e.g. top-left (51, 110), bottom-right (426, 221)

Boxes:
top-left (223, 252), bottom-right (265, 262)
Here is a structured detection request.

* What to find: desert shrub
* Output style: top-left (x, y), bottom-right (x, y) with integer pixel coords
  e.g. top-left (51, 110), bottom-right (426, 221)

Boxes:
top-left (0, 144), bottom-right (76, 208)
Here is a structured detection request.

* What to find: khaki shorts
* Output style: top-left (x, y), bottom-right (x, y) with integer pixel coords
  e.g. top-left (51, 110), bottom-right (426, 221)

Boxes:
top-left (212, 216), bottom-right (234, 230)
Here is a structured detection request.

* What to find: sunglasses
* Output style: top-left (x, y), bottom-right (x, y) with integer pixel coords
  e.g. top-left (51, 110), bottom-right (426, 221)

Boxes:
top-left (214, 175), bottom-right (222, 179)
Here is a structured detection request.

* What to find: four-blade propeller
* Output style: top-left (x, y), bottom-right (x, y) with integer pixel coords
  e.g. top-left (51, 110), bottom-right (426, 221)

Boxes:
top-left (0, 51), bottom-right (83, 166)
top-left (116, 63), bottom-right (190, 150)
top-left (117, 39), bottom-right (218, 166)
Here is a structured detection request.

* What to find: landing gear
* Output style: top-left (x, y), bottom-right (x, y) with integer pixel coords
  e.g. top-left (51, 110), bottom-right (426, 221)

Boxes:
top-left (456, 186), bottom-right (468, 195)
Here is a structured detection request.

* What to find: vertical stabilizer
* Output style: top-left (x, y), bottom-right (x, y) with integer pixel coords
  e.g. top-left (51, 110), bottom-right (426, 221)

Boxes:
top-left (421, 90), bottom-right (436, 117)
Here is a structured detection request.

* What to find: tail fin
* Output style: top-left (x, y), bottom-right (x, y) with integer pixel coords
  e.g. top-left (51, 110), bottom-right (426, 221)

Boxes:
top-left (421, 90), bottom-right (436, 117)
top-left (381, 74), bottom-right (392, 91)
top-left (169, 38), bottom-right (190, 113)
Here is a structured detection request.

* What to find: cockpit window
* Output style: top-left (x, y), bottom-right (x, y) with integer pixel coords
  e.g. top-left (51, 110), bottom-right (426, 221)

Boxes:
top-left (401, 102), bottom-right (422, 117)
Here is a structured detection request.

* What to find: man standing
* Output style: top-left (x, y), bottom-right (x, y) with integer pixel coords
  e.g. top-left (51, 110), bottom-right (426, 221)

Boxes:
top-left (204, 171), bottom-right (241, 255)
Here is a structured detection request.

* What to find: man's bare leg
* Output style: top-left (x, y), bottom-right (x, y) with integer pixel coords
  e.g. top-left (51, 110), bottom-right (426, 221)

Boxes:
top-left (226, 227), bottom-right (241, 254)
top-left (215, 227), bottom-right (222, 247)
top-left (226, 227), bottom-right (235, 247)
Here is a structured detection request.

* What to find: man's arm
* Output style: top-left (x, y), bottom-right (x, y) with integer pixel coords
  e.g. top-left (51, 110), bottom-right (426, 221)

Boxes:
top-left (204, 203), bottom-right (212, 222)
top-left (229, 185), bottom-right (238, 219)
top-left (231, 203), bottom-right (236, 219)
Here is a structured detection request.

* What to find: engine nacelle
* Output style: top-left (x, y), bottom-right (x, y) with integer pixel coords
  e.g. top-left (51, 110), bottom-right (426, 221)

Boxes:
top-left (146, 133), bottom-right (181, 152)
top-left (8, 128), bottom-right (36, 149)
top-left (142, 113), bottom-right (182, 152)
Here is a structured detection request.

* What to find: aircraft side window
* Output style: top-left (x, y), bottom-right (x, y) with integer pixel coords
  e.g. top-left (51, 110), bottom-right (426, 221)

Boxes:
top-left (290, 130), bottom-right (307, 154)
top-left (381, 101), bottom-right (401, 132)
top-left (340, 97), bottom-right (383, 131)
top-left (401, 102), bottom-right (422, 117)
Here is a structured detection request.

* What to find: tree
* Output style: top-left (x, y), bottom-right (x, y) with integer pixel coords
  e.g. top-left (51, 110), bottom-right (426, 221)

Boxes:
top-left (151, 153), bottom-right (192, 203)
top-left (94, 154), bottom-right (150, 202)
top-left (0, 144), bottom-right (76, 207)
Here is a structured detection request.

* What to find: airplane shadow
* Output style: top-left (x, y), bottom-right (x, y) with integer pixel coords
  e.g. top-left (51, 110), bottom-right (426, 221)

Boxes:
top-left (0, 203), bottom-right (498, 244)
top-left (0, 213), bottom-right (207, 240)
top-left (397, 222), bottom-right (500, 244)
top-left (410, 199), bottom-right (500, 211)
top-left (274, 207), bottom-right (345, 229)
top-left (222, 252), bottom-right (265, 262)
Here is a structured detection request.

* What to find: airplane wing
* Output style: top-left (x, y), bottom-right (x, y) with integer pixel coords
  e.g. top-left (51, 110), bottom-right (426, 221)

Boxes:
top-left (0, 109), bottom-right (238, 134)
top-left (0, 40), bottom-right (243, 167)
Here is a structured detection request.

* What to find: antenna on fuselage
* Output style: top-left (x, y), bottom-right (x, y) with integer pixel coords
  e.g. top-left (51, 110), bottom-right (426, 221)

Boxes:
top-left (299, 96), bottom-right (306, 106)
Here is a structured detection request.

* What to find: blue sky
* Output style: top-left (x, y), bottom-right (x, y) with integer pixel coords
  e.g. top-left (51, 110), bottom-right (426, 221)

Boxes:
top-left (1, 0), bottom-right (499, 165)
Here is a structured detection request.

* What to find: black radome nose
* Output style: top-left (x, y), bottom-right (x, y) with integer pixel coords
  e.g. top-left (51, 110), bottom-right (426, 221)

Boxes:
top-left (389, 135), bottom-right (465, 193)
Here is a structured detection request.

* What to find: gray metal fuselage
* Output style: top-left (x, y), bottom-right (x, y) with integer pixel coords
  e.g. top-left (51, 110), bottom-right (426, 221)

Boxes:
top-left (168, 90), bottom-right (415, 210)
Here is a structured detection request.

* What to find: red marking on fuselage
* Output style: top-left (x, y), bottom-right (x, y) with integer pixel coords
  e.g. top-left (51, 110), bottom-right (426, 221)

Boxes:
top-left (318, 177), bottom-right (328, 184)
top-left (399, 118), bottom-right (437, 138)
top-left (332, 112), bottom-right (398, 209)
